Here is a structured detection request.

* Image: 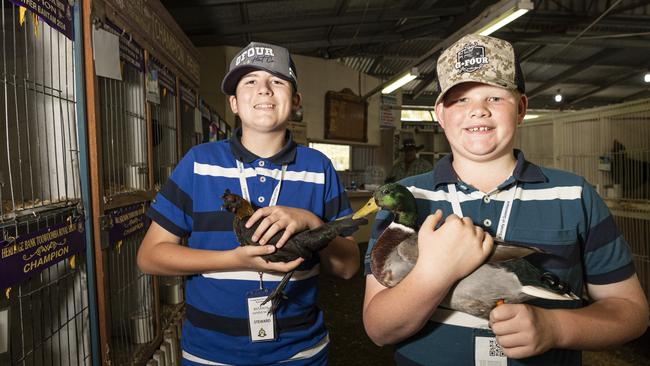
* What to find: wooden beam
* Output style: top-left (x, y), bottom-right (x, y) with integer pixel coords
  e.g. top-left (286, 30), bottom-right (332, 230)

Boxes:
top-left (82, 0), bottom-right (109, 364)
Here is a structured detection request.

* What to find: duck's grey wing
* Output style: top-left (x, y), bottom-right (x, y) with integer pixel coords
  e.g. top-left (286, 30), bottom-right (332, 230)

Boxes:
top-left (487, 240), bottom-right (543, 263)
top-left (444, 259), bottom-right (579, 319)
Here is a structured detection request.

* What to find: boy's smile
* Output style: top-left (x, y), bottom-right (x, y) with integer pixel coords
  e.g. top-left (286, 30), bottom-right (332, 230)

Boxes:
top-left (465, 126), bottom-right (493, 133)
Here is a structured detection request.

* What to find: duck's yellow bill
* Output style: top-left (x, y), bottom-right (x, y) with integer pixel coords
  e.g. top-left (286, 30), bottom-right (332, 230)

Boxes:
top-left (352, 198), bottom-right (379, 219)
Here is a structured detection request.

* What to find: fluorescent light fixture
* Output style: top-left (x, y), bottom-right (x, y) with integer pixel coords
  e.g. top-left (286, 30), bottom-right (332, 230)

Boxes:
top-left (523, 114), bottom-right (539, 120)
top-left (554, 90), bottom-right (563, 103)
top-left (477, 0), bottom-right (534, 36)
top-left (0, 307), bottom-right (8, 354)
top-left (382, 68), bottom-right (419, 94)
top-left (644, 72), bottom-right (650, 83)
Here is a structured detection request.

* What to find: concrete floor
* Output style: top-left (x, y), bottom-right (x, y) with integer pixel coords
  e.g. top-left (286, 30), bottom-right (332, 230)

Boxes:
top-left (317, 244), bottom-right (650, 366)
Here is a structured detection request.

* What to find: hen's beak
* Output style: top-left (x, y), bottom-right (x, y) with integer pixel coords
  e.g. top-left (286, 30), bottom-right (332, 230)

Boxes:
top-left (352, 198), bottom-right (379, 219)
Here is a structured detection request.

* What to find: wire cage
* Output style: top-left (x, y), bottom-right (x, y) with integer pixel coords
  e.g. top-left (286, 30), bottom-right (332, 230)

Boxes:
top-left (209, 110), bottom-right (222, 142)
top-left (516, 99), bottom-right (650, 305)
top-left (148, 58), bottom-right (177, 188)
top-left (97, 23), bottom-right (148, 197)
top-left (199, 99), bottom-right (210, 145)
top-left (0, 2), bottom-right (81, 221)
top-left (103, 203), bottom-right (156, 365)
top-left (1, 206), bottom-right (90, 366)
top-left (179, 81), bottom-right (198, 155)
top-left (0, 4), bottom-right (88, 364)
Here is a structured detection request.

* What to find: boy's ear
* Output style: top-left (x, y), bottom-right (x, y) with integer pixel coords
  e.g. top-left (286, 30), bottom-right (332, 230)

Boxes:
top-left (292, 92), bottom-right (302, 109)
top-left (228, 95), bottom-right (238, 114)
top-left (434, 103), bottom-right (446, 129)
top-left (517, 94), bottom-right (528, 124)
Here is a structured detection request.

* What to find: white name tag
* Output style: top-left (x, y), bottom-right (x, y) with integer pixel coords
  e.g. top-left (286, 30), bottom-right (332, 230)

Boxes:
top-left (247, 295), bottom-right (276, 342)
top-left (474, 336), bottom-right (507, 366)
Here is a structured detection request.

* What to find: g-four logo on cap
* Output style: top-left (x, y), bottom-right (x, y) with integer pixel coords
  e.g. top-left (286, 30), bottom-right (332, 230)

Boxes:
top-left (455, 41), bottom-right (489, 73)
top-left (235, 46), bottom-right (276, 66)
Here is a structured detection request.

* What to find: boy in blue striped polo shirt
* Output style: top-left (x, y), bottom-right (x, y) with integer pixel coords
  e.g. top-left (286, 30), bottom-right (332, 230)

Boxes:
top-left (138, 42), bottom-right (360, 365)
top-left (363, 34), bottom-right (648, 366)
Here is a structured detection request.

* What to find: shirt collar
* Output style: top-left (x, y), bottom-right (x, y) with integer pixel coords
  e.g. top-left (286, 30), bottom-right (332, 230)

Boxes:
top-left (432, 149), bottom-right (547, 188)
top-left (512, 149), bottom-right (547, 183)
top-left (229, 127), bottom-right (297, 165)
top-left (432, 154), bottom-right (457, 187)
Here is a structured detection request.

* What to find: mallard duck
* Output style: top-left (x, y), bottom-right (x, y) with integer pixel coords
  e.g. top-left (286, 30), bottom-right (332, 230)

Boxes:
top-left (222, 189), bottom-right (367, 312)
top-left (353, 183), bottom-right (578, 319)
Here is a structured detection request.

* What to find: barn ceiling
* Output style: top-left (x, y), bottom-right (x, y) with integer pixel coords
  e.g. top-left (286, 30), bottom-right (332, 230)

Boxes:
top-left (161, 0), bottom-right (650, 111)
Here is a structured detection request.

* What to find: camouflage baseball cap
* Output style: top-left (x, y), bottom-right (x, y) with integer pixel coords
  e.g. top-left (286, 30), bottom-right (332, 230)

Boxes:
top-left (435, 34), bottom-right (525, 105)
top-left (221, 41), bottom-right (298, 95)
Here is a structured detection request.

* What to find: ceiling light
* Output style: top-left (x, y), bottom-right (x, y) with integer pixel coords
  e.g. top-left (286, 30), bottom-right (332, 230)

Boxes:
top-left (644, 72), bottom-right (650, 83)
top-left (477, 0), bottom-right (534, 36)
top-left (554, 90), bottom-right (563, 103)
top-left (381, 68), bottom-right (419, 94)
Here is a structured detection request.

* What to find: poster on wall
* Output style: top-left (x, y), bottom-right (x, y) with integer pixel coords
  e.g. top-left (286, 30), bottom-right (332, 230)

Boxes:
top-left (380, 94), bottom-right (399, 129)
top-left (324, 89), bottom-right (367, 142)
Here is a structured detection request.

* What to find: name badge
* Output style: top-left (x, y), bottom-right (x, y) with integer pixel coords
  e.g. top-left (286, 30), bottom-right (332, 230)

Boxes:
top-left (247, 290), bottom-right (276, 342)
top-left (474, 329), bottom-right (506, 366)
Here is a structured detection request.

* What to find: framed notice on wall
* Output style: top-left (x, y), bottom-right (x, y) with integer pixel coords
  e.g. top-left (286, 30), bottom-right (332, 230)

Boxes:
top-left (324, 89), bottom-right (367, 142)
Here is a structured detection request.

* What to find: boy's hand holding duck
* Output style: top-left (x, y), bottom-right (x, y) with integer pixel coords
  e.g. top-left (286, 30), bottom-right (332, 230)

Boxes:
top-left (417, 210), bottom-right (494, 283)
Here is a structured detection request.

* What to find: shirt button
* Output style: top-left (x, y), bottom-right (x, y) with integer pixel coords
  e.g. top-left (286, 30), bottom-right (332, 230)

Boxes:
top-left (258, 196), bottom-right (265, 203)
top-left (483, 196), bottom-right (491, 203)
top-left (483, 219), bottom-right (492, 227)
top-left (258, 161), bottom-right (265, 167)
top-left (259, 176), bottom-right (266, 183)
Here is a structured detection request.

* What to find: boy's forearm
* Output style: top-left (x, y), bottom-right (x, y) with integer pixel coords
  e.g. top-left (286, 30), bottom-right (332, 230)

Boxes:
top-left (363, 263), bottom-right (454, 345)
top-left (137, 241), bottom-right (239, 276)
top-left (319, 236), bottom-right (360, 279)
top-left (551, 297), bottom-right (648, 350)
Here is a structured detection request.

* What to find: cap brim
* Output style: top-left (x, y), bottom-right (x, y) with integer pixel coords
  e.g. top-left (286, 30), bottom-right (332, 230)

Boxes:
top-left (435, 77), bottom-right (517, 105)
top-left (221, 65), bottom-right (297, 95)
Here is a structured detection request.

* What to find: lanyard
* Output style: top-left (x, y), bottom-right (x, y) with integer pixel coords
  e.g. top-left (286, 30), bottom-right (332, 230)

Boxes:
top-left (447, 183), bottom-right (518, 241)
top-left (236, 160), bottom-right (287, 207)
top-left (237, 159), bottom-right (287, 293)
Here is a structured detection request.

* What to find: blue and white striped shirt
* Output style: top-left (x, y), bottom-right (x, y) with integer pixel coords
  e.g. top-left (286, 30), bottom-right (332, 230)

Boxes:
top-left (149, 128), bottom-right (352, 365)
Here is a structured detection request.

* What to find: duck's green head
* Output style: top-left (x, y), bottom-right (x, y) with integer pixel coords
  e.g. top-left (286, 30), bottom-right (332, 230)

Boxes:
top-left (353, 183), bottom-right (418, 228)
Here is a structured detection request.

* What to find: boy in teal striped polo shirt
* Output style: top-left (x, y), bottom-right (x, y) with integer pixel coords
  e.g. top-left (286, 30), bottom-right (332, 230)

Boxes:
top-left (363, 34), bottom-right (648, 366)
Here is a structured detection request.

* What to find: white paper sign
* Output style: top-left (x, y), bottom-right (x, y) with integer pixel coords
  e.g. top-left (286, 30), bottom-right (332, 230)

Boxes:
top-left (92, 27), bottom-right (122, 80)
